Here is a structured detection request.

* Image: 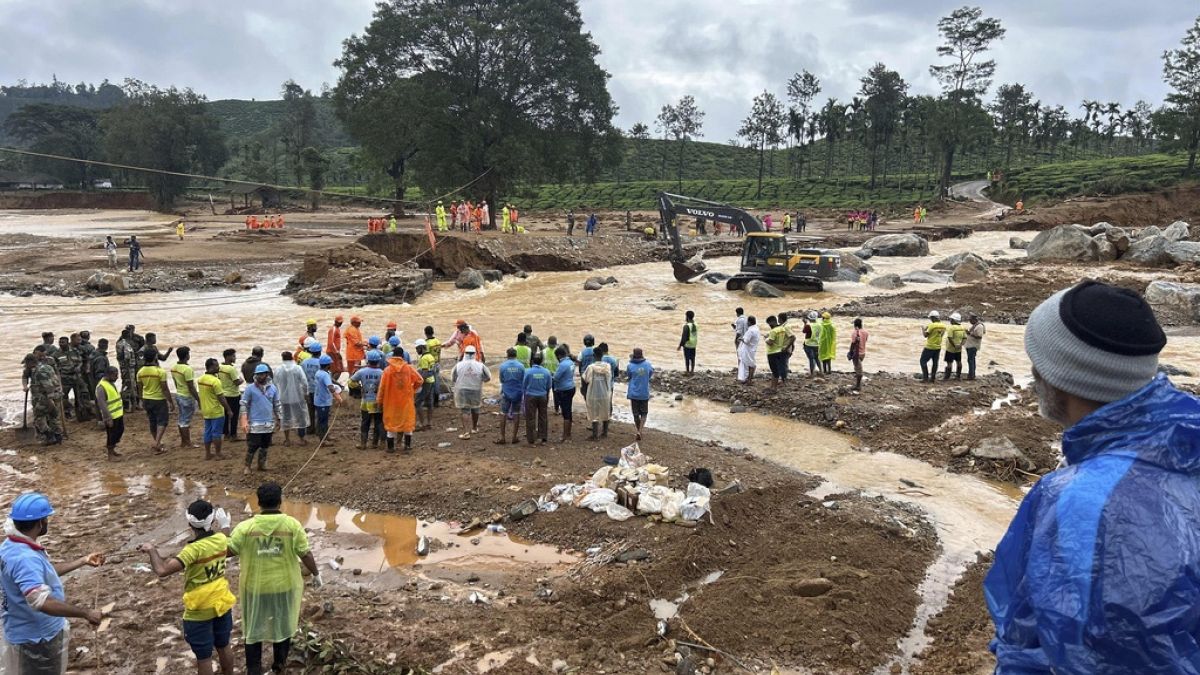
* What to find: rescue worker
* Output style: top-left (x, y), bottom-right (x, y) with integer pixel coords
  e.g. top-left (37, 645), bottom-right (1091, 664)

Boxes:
top-left (197, 358), bottom-right (234, 461)
top-left (414, 341), bottom-right (437, 431)
top-left (377, 346), bottom-right (423, 454)
top-left (171, 346), bottom-right (201, 450)
top-left (943, 312), bottom-right (967, 380)
top-left (89, 338), bottom-right (111, 406)
top-left (435, 201), bottom-right (447, 232)
top-left (920, 311), bottom-right (947, 383)
top-left (986, 281), bottom-right (1200, 672)
top-left (817, 312), bottom-right (836, 375)
top-left (300, 341), bottom-right (322, 434)
top-left (344, 316), bottom-right (366, 375)
top-left (55, 336), bottom-right (85, 421)
top-left (274, 351), bottom-right (310, 447)
top-left (625, 348), bottom-right (654, 441)
top-left (351, 350), bottom-right (385, 448)
top-left (965, 313), bottom-right (986, 380)
top-left (138, 345), bottom-right (174, 454)
top-left (444, 320), bottom-right (484, 362)
top-left (423, 325), bottom-right (443, 407)
top-left (299, 319), bottom-right (318, 351)
top-left (452, 345), bottom-right (490, 439)
top-left (388, 215), bottom-right (398, 233)
top-left (582, 344), bottom-right (614, 438)
top-left (523, 353), bottom-right (552, 444)
top-left (95, 366), bottom-right (125, 460)
top-left (26, 350), bottom-right (63, 446)
top-left (501, 203), bottom-right (511, 233)
top-left (552, 345), bottom-right (575, 440)
top-left (326, 315), bottom-right (345, 381)
top-left (117, 327), bottom-right (140, 410)
top-left (497, 348), bottom-right (526, 445)
top-left (218, 349), bottom-right (243, 441)
top-left (176, 220), bottom-right (185, 240)
top-left (240, 365), bottom-right (281, 474)
top-left (0, 493), bottom-right (105, 673)
top-left (313, 355), bottom-right (338, 443)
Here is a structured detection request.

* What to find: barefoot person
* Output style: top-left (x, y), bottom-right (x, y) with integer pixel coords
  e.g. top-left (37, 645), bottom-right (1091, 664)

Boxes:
top-left (197, 358), bottom-right (234, 461)
top-left (138, 500), bottom-right (235, 675)
top-left (625, 348), bottom-right (654, 440)
top-left (94, 365), bottom-right (125, 460)
top-left (138, 347), bottom-right (175, 454)
top-left (0, 493), bottom-right (105, 674)
top-left (452, 345), bottom-right (490, 439)
top-left (171, 347), bottom-right (201, 450)
top-left (736, 316), bottom-right (760, 383)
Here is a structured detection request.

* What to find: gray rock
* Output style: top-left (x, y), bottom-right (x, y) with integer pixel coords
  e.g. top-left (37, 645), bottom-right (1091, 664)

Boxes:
top-left (1168, 241), bottom-right (1200, 264)
top-left (1123, 235), bottom-right (1173, 266)
top-left (1071, 223), bottom-right (1109, 237)
top-left (900, 270), bottom-right (952, 284)
top-left (1136, 225), bottom-right (1162, 240)
top-left (791, 578), bottom-right (835, 597)
top-left (1145, 281), bottom-right (1200, 322)
top-left (1026, 225), bottom-right (1099, 262)
top-left (479, 269), bottom-right (504, 282)
top-left (972, 436), bottom-right (1030, 466)
top-left (1009, 237), bottom-right (1030, 250)
top-left (223, 271), bottom-right (243, 284)
top-left (860, 233), bottom-right (930, 257)
top-left (933, 252), bottom-right (988, 271)
top-left (85, 272), bottom-right (127, 293)
top-left (603, 276), bottom-right (618, 285)
top-left (703, 272), bottom-right (730, 284)
top-left (455, 268), bottom-right (486, 289)
top-left (745, 280), bottom-right (785, 298)
top-left (836, 268), bottom-right (861, 283)
top-left (853, 248), bottom-right (874, 260)
top-left (1093, 234), bottom-right (1118, 262)
top-left (187, 269), bottom-right (204, 279)
top-left (615, 548), bottom-right (650, 563)
top-left (1163, 221), bottom-right (1191, 242)
top-left (952, 258), bottom-right (989, 282)
top-left (508, 499), bottom-right (539, 522)
top-left (583, 279), bottom-right (603, 291)
top-left (868, 274), bottom-right (905, 290)
top-left (839, 252), bottom-right (873, 274)
top-left (1105, 227), bottom-right (1131, 254)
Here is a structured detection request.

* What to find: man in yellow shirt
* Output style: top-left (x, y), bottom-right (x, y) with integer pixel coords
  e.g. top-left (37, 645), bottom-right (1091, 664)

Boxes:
top-left (920, 311), bottom-right (947, 383)
top-left (415, 340), bottom-right (437, 430)
top-left (198, 359), bottom-right (233, 460)
top-left (764, 316), bottom-right (788, 385)
top-left (172, 347), bottom-right (201, 450)
top-left (176, 220), bottom-right (185, 240)
top-left (137, 347), bottom-right (175, 453)
top-left (218, 349), bottom-right (243, 441)
top-left (942, 312), bottom-right (968, 380)
top-left (139, 499), bottom-right (235, 675)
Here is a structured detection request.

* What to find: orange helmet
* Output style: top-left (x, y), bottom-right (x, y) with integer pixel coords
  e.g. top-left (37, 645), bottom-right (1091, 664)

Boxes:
top-left (386, 321), bottom-right (397, 330)
top-left (334, 314), bottom-right (344, 322)
top-left (351, 315), bottom-right (362, 324)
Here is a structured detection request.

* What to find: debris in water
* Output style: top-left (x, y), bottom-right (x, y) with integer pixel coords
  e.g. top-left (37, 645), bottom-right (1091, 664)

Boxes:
top-left (416, 536), bottom-right (429, 556)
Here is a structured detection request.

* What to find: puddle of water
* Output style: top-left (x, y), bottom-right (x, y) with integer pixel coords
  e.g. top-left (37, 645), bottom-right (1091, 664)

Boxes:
top-left (650, 569), bottom-right (725, 621)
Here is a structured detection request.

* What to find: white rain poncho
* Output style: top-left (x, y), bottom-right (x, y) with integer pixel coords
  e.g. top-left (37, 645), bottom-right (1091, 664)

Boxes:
top-left (737, 324), bottom-right (761, 381)
top-left (228, 513), bottom-right (310, 644)
top-left (272, 362), bottom-right (310, 431)
top-left (582, 360), bottom-right (613, 422)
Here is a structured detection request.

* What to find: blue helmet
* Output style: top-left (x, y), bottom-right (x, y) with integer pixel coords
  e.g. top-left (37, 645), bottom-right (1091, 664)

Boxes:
top-left (388, 335), bottom-right (400, 347)
top-left (368, 335), bottom-right (381, 347)
top-left (319, 354), bottom-right (333, 366)
top-left (254, 363), bottom-right (270, 374)
top-left (11, 492), bottom-right (54, 521)
top-left (308, 342), bottom-right (322, 353)
top-left (366, 350), bottom-right (382, 363)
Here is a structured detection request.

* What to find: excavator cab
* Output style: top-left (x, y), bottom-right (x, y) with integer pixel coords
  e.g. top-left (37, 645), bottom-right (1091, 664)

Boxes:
top-left (726, 233), bottom-right (839, 292)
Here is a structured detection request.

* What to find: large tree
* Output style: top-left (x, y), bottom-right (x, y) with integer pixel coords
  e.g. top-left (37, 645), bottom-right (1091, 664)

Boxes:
top-left (990, 83), bottom-right (1035, 168)
top-left (663, 95), bottom-right (704, 191)
top-left (858, 63), bottom-right (908, 188)
top-left (334, 0), bottom-right (619, 222)
top-left (279, 80), bottom-right (317, 185)
top-left (102, 81), bottom-right (227, 210)
top-left (3, 103), bottom-right (102, 188)
top-left (786, 70), bottom-right (821, 178)
top-left (1162, 15), bottom-right (1200, 176)
top-left (738, 90), bottom-right (786, 199)
top-left (928, 6), bottom-right (1005, 197)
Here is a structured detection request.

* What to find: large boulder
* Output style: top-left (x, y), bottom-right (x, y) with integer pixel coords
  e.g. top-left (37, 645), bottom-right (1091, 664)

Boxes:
top-left (860, 234), bottom-right (930, 257)
top-left (479, 269), bottom-right (504, 282)
top-left (839, 251), bottom-right (873, 274)
top-left (1009, 237), bottom-right (1030, 250)
top-left (583, 279), bottom-right (603, 291)
top-left (971, 436), bottom-right (1033, 469)
top-left (745, 280), bottom-right (786, 298)
top-left (1123, 235), bottom-right (1173, 266)
top-left (1025, 225), bottom-right (1099, 262)
top-left (1071, 223), bottom-right (1110, 237)
top-left (1146, 281), bottom-right (1200, 322)
top-left (901, 270), bottom-right (952, 284)
top-left (837, 268), bottom-right (862, 283)
top-left (455, 268), bottom-right (486, 289)
top-left (853, 248), bottom-right (874, 260)
top-left (868, 274), bottom-right (905, 290)
top-left (1105, 227), bottom-right (1131, 254)
top-left (933, 252), bottom-right (988, 272)
top-left (1093, 234), bottom-right (1118, 262)
top-left (1168, 241), bottom-right (1200, 264)
top-left (1163, 221), bottom-right (1191, 242)
top-left (952, 258), bottom-right (989, 282)
top-left (1135, 225), bottom-right (1162, 241)
top-left (85, 272), bottom-right (127, 293)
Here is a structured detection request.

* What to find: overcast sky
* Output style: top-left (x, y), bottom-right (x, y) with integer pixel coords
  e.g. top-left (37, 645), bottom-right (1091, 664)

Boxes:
top-left (0, 0), bottom-right (1192, 141)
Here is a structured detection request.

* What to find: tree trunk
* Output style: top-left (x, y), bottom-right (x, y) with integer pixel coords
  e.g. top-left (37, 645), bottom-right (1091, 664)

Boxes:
top-left (939, 144), bottom-right (956, 200)
top-left (678, 139), bottom-right (686, 192)
top-left (756, 140), bottom-right (766, 200)
top-left (386, 157), bottom-right (408, 217)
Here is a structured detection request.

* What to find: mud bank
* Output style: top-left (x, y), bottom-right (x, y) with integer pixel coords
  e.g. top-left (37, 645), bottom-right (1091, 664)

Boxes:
top-left (983, 183), bottom-right (1200, 232)
top-left (912, 553), bottom-right (995, 675)
top-left (0, 190), bottom-right (156, 210)
top-left (0, 397), bottom-right (937, 674)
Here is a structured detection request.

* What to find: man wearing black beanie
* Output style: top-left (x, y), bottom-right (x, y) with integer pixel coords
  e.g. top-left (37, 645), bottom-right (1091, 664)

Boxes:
top-left (986, 281), bottom-right (1200, 671)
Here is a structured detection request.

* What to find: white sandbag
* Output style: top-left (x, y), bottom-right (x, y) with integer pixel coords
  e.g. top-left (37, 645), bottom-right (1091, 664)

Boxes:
top-left (619, 442), bottom-right (647, 469)
top-left (681, 482), bottom-right (711, 521)
top-left (605, 503), bottom-right (634, 521)
top-left (636, 485), bottom-right (672, 514)
top-left (578, 488), bottom-right (617, 513)
top-left (590, 466), bottom-right (613, 488)
top-left (661, 491), bottom-right (685, 523)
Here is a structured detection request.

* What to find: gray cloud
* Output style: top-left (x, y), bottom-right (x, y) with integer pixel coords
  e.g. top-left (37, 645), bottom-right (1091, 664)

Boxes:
top-left (0, 0), bottom-right (1190, 141)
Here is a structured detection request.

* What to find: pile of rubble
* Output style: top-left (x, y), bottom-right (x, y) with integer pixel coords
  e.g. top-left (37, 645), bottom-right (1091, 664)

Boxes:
top-left (1019, 220), bottom-right (1194, 265)
top-left (285, 243), bottom-right (433, 307)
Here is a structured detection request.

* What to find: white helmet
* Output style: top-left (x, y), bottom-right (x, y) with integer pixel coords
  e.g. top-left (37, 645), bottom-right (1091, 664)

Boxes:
top-left (807, 311), bottom-right (818, 321)
top-left (929, 310), bottom-right (940, 319)
top-left (950, 312), bottom-right (962, 322)
top-left (414, 339), bottom-right (427, 348)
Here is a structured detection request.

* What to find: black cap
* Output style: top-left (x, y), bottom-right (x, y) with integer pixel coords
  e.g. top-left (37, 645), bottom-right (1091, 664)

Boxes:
top-left (1060, 281), bottom-right (1166, 357)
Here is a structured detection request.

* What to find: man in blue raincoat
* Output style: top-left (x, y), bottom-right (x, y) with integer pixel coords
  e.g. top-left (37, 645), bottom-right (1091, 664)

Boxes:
top-left (986, 280), bottom-right (1200, 673)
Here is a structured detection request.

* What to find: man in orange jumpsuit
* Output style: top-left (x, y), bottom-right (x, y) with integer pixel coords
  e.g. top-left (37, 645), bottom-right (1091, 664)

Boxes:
top-left (326, 315), bottom-right (345, 380)
top-left (344, 316), bottom-right (366, 375)
top-left (443, 320), bottom-right (484, 362)
top-left (376, 352), bottom-right (422, 453)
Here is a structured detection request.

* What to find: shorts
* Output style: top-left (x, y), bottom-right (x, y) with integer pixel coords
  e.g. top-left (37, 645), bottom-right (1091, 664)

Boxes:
top-left (203, 417), bottom-right (224, 443)
top-left (630, 398), bottom-right (648, 418)
top-left (176, 395), bottom-right (196, 426)
top-left (500, 395), bottom-right (522, 419)
top-left (144, 398), bottom-right (169, 429)
top-left (247, 432), bottom-right (273, 453)
top-left (944, 351), bottom-right (962, 363)
top-left (416, 384), bottom-right (434, 409)
top-left (183, 610), bottom-right (233, 660)
top-left (455, 388), bottom-right (482, 412)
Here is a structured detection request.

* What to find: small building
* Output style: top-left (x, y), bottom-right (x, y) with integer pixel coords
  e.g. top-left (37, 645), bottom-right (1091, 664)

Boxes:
top-left (228, 183), bottom-right (281, 209)
top-left (0, 171), bottom-right (64, 190)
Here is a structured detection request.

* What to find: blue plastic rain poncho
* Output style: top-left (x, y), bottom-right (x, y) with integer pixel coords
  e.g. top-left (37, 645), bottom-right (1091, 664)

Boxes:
top-left (985, 375), bottom-right (1200, 673)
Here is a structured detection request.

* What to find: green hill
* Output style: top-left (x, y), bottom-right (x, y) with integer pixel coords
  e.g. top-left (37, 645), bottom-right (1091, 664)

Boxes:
top-left (205, 98), bottom-right (353, 148)
top-left (997, 153), bottom-right (1194, 204)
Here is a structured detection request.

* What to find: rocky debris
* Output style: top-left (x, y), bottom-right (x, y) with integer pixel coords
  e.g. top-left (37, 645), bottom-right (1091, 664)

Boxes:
top-left (1123, 235), bottom-right (1173, 266)
top-left (745, 280), bottom-right (786, 297)
top-left (1146, 281), bottom-right (1200, 322)
top-left (1168, 241), bottom-right (1200, 264)
top-left (286, 243), bottom-right (434, 307)
top-left (837, 268), bottom-right (862, 283)
top-left (971, 436), bottom-right (1032, 469)
top-left (480, 269), bottom-right (504, 282)
top-left (791, 578), bottom-right (835, 598)
top-left (584, 279), bottom-right (603, 291)
top-left (223, 271), bottom-right (243, 285)
top-left (1163, 220), bottom-right (1191, 242)
top-left (1025, 225), bottom-right (1098, 262)
top-left (868, 274), bottom-right (905, 290)
top-left (455, 268), bottom-right (486, 289)
top-left (839, 252), bottom-right (873, 274)
top-left (951, 258), bottom-right (988, 283)
top-left (1093, 234), bottom-right (1118, 262)
top-left (186, 269), bottom-right (205, 279)
top-left (702, 272), bottom-right (730, 284)
top-left (900, 271), bottom-right (952, 284)
top-left (1009, 237), bottom-right (1029, 250)
top-left (85, 272), bottom-right (127, 293)
top-left (615, 548), bottom-right (651, 563)
top-left (1135, 225), bottom-right (1162, 240)
top-left (858, 233), bottom-right (929, 257)
top-left (932, 252), bottom-right (987, 272)
top-left (508, 499), bottom-right (539, 522)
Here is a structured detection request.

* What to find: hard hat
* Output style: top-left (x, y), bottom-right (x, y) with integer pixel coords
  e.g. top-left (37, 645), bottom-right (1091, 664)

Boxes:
top-left (10, 492), bottom-right (54, 521)
top-left (304, 338), bottom-right (319, 350)
top-left (366, 350), bottom-right (382, 363)
top-left (386, 321), bottom-right (397, 330)
top-left (319, 354), bottom-right (333, 366)
top-left (309, 342), bottom-right (322, 353)
top-left (438, 200), bottom-right (443, 204)
top-left (334, 314), bottom-right (344, 322)
top-left (807, 311), bottom-right (818, 321)
top-left (822, 312), bottom-right (832, 320)
top-left (388, 336), bottom-right (401, 347)
top-left (351, 315), bottom-right (362, 324)
top-left (465, 345), bottom-right (477, 353)
top-left (455, 319), bottom-right (467, 327)
top-left (929, 310), bottom-right (940, 318)
top-left (368, 336), bottom-right (381, 347)
top-left (950, 312), bottom-right (962, 322)
top-left (306, 318), bottom-right (317, 326)
top-left (414, 339), bottom-right (427, 348)
top-left (254, 363), bottom-right (270, 374)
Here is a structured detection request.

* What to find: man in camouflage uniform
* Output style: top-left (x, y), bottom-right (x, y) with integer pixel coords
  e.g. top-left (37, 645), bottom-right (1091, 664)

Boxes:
top-left (56, 335), bottom-right (87, 421)
top-left (77, 330), bottom-right (97, 418)
top-left (90, 338), bottom-right (111, 398)
top-left (25, 349), bottom-right (63, 445)
top-left (38, 331), bottom-right (60, 365)
top-left (117, 327), bottom-right (140, 411)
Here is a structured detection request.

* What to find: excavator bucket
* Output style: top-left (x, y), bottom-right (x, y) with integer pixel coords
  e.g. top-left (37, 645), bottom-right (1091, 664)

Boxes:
top-left (672, 252), bottom-right (707, 282)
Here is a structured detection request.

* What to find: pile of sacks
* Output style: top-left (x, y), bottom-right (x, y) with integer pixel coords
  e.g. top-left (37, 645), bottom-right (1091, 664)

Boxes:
top-left (542, 443), bottom-right (711, 524)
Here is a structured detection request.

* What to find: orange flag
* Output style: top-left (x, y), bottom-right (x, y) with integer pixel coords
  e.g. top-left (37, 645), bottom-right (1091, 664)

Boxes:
top-left (425, 214), bottom-right (437, 251)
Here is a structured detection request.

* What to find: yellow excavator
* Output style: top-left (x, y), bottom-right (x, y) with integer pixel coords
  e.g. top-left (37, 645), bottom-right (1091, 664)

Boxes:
top-left (657, 192), bottom-right (840, 291)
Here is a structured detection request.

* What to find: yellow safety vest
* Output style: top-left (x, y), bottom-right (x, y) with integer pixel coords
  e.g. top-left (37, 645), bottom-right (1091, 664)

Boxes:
top-left (99, 379), bottom-right (123, 420)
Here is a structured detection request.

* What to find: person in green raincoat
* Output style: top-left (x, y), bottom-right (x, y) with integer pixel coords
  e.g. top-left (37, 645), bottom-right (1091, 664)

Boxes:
top-left (227, 482), bottom-right (321, 675)
top-left (817, 312), bottom-right (837, 375)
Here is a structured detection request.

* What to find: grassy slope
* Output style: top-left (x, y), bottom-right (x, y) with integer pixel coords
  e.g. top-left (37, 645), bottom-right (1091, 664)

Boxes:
top-left (998, 153), bottom-right (1194, 204)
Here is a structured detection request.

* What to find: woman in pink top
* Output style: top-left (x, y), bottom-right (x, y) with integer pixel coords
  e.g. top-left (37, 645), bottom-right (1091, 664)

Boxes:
top-left (763, 213), bottom-right (773, 231)
top-left (849, 318), bottom-right (869, 393)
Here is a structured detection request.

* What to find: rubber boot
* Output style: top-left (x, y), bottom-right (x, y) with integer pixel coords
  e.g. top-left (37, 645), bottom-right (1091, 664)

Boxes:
top-left (590, 422), bottom-right (599, 440)
top-left (601, 421), bottom-right (609, 438)
top-left (386, 436), bottom-right (396, 454)
top-left (854, 375), bottom-right (863, 392)
top-left (358, 433), bottom-right (367, 450)
top-left (403, 433), bottom-right (413, 454)
top-left (561, 419), bottom-right (572, 442)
